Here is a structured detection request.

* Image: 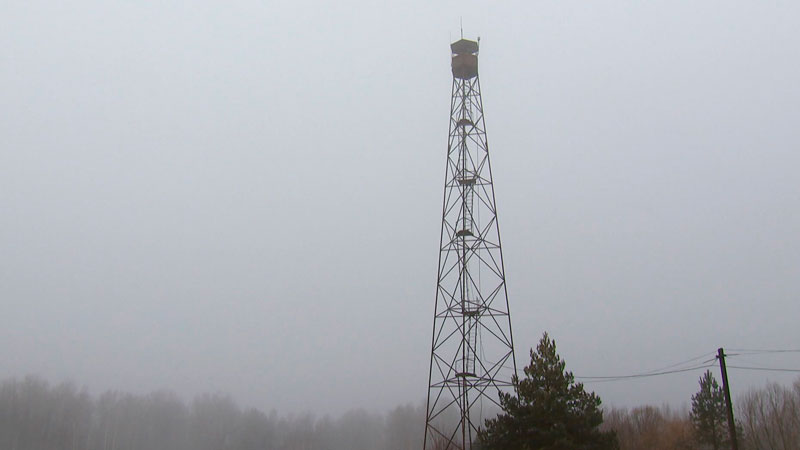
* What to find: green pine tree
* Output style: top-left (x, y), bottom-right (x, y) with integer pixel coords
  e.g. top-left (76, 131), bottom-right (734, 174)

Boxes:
top-left (477, 332), bottom-right (618, 450)
top-left (690, 370), bottom-right (728, 450)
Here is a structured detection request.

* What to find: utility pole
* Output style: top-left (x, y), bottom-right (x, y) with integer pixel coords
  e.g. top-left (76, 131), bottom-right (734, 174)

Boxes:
top-left (717, 348), bottom-right (739, 450)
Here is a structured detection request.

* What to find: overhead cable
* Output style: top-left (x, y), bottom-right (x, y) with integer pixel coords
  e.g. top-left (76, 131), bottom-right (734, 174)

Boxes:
top-left (726, 365), bottom-right (800, 373)
top-left (576, 363), bottom-right (716, 383)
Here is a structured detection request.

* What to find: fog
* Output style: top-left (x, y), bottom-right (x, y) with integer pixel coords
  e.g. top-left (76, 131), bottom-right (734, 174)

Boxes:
top-left (1, 0), bottom-right (799, 419)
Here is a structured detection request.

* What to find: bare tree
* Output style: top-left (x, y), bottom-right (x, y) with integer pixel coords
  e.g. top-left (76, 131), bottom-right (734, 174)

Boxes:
top-left (602, 405), bottom-right (697, 450)
top-left (738, 378), bottom-right (800, 450)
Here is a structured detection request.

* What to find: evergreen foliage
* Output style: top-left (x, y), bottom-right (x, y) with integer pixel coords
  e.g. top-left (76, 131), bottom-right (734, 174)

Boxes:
top-left (477, 333), bottom-right (618, 450)
top-left (690, 370), bottom-right (727, 450)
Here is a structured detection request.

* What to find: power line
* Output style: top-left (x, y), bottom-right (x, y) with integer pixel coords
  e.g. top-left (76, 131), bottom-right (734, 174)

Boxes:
top-left (727, 365), bottom-right (800, 373)
top-left (576, 363), bottom-right (716, 383)
top-left (557, 347), bottom-right (800, 384)
top-left (641, 351), bottom-right (717, 374)
top-left (574, 351), bottom-right (717, 383)
top-left (725, 348), bottom-right (800, 355)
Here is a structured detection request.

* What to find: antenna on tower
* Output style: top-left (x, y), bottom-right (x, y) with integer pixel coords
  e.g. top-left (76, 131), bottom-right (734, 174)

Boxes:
top-left (460, 17), bottom-right (463, 39)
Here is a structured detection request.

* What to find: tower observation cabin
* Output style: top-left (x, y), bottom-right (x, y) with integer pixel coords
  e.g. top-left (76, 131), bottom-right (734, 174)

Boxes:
top-left (450, 38), bottom-right (479, 79)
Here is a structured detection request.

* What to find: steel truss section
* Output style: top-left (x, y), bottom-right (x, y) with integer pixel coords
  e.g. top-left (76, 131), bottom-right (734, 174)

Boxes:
top-left (424, 39), bottom-right (517, 450)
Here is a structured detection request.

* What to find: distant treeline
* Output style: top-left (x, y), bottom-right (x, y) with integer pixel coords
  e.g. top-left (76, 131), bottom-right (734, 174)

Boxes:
top-left (0, 375), bottom-right (422, 450)
top-left (602, 378), bottom-right (800, 450)
top-left (1, 374), bottom-right (797, 450)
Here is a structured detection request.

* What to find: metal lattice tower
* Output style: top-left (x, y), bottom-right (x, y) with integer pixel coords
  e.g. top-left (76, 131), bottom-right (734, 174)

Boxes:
top-left (423, 38), bottom-right (517, 450)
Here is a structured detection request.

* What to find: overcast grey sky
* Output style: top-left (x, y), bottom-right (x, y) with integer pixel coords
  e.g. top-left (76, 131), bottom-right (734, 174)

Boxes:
top-left (1, 0), bottom-right (799, 415)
